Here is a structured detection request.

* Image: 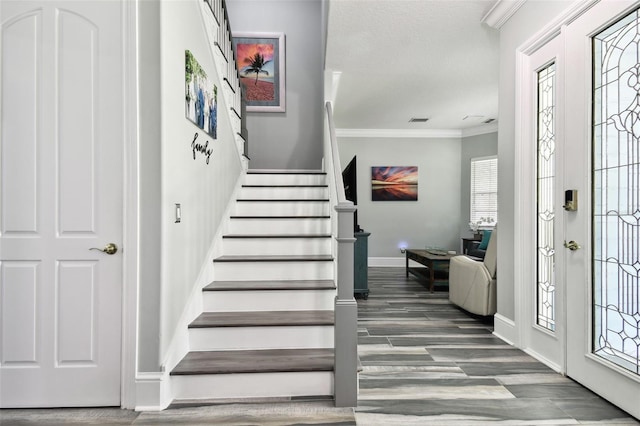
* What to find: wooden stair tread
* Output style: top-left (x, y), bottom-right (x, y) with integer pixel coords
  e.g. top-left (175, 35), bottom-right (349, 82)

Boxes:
top-left (230, 215), bottom-right (330, 219)
top-left (242, 184), bottom-right (328, 188)
top-left (213, 254), bottom-right (333, 262)
top-left (204, 280), bottom-right (336, 291)
top-left (189, 310), bottom-right (334, 328)
top-left (222, 234), bottom-right (331, 239)
top-left (236, 198), bottom-right (329, 202)
top-left (171, 348), bottom-right (334, 376)
top-left (247, 170), bottom-right (326, 175)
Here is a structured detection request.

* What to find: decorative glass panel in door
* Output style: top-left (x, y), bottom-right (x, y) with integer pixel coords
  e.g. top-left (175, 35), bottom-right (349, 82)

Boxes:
top-left (592, 8), bottom-right (640, 375)
top-left (537, 63), bottom-right (556, 332)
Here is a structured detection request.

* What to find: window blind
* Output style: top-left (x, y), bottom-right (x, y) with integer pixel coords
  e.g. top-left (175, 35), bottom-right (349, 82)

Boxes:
top-left (470, 156), bottom-right (498, 226)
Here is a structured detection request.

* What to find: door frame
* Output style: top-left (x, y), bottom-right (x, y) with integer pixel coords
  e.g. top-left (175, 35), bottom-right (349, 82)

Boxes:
top-left (516, 34), bottom-right (566, 373)
top-left (513, 0), bottom-right (598, 372)
top-left (121, 0), bottom-right (139, 410)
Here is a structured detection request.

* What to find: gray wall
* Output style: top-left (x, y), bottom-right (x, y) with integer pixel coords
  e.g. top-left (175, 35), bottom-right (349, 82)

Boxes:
top-left (226, 0), bottom-right (324, 170)
top-left (459, 132), bottom-right (498, 238)
top-left (338, 137), bottom-right (462, 258)
top-left (137, 0), bottom-right (162, 372)
top-left (497, 1), bottom-right (572, 321)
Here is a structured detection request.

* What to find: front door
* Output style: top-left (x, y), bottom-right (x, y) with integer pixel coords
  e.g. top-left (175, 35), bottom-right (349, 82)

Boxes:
top-left (0, 1), bottom-right (125, 407)
top-left (564, 0), bottom-right (640, 418)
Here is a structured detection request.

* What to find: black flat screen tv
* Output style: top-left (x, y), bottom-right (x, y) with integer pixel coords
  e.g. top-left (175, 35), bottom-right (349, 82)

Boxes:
top-left (342, 155), bottom-right (360, 232)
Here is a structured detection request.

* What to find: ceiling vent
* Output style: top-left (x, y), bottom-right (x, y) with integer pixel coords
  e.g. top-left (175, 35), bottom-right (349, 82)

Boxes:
top-left (409, 117), bottom-right (429, 123)
top-left (483, 118), bottom-right (496, 124)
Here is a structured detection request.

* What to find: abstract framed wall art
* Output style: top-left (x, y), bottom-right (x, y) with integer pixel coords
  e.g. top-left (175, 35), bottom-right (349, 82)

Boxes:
top-left (185, 50), bottom-right (218, 139)
top-left (371, 166), bottom-right (418, 201)
top-left (233, 32), bottom-right (285, 112)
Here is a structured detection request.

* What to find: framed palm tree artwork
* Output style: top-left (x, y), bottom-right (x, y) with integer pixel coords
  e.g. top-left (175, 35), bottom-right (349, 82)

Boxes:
top-left (232, 32), bottom-right (285, 112)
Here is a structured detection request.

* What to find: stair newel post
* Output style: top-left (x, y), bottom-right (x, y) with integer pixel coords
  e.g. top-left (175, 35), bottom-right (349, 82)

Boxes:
top-left (334, 201), bottom-right (358, 407)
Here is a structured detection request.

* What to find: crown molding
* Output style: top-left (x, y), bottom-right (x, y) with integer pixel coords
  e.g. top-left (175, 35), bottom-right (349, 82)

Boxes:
top-left (335, 128), bottom-right (462, 139)
top-left (335, 124), bottom-right (498, 139)
top-left (481, 0), bottom-right (527, 29)
top-left (462, 122), bottom-right (499, 138)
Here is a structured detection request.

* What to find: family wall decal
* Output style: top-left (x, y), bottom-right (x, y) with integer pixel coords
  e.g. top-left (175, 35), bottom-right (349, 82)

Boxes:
top-left (191, 132), bottom-right (213, 165)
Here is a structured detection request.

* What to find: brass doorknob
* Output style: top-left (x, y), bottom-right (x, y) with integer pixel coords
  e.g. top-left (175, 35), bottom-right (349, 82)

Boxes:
top-left (89, 243), bottom-right (118, 255)
top-left (563, 240), bottom-right (580, 251)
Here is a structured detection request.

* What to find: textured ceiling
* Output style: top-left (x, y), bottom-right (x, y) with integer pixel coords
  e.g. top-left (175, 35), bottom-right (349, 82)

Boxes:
top-left (325, 0), bottom-right (500, 132)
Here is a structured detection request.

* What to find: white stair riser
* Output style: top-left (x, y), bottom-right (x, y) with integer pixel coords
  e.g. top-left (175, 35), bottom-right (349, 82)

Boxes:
top-left (172, 371), bottom-right (333, 400)
top-left (234, 201), bottom-right (329, 216)
top-left (244, 174), bottom-right (326, 186)
top-left (214, 261), bottom-right (333, 281)
top-left (222, 238), bottom-right (331, 256)
top-left (240, 187), bottom-right (328, 199)
top-left (188, 325), bottom-right (334, 351)
top-left (203, 290), bottom-right (336, 312)
top-left (227, 218), bottom-right (331, 235)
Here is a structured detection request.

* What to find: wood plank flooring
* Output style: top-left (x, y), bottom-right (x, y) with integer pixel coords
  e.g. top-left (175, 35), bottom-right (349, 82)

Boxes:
top-left (2, 267), bottom-right (638, 425)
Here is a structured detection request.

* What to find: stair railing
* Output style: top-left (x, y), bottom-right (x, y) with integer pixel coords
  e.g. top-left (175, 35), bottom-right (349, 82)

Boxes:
top-left (324, 101), bottom-right (358, 407)
top-left (202, 0), bottom-right (249, 163)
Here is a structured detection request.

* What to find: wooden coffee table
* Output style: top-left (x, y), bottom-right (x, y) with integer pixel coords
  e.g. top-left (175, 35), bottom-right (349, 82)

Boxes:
top-left (405, 249), bottom-right (456, 292)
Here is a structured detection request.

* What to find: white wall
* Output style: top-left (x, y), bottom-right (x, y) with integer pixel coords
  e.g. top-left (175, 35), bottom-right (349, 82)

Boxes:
top-left (159, 0), bottom-right (243, 361)
top-left (226, 0), bottom-right (324, 170)
top-left (459, 132), bottom-right (498, 238)
top-left (497, 1), bottom-right (573, 321)
top-left (338, 137), bottom-right (462, 260)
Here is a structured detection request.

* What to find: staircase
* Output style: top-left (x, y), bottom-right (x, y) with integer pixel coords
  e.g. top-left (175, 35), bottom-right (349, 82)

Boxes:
top-left (170, 170), bottom-right (337, 403)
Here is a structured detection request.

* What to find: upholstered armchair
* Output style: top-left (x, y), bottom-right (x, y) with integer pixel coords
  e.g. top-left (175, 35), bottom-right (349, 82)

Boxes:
top-left (448, 227), bottom-right (497, 316)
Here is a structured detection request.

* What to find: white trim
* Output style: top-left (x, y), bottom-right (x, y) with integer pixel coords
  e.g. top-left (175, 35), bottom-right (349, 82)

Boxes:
top-left (369, 257), bottom-right (406, 267)
top-left (481, 0), bottom-right (527, 29)
top-left (461, 122), bottom-right (499, 138)
top-left (517, 0), bottom-right (598, 55)
top-left (513, 46), bottom-right (530, 357)
top-left (523, 348), bottom-right (563, 373)
top-left (134, 372), bottom-right (172, 411)
top-left (336, 128), bottom-right (462, 139)
top-left (336, 125), bottom-right (499, 140)
top-left (121, 0), bottom-right (139, 410)
top-left (493, 313), bottom-right (517, 346)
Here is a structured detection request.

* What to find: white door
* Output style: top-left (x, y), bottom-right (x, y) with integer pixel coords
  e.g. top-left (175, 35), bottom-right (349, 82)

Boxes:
top-left (0, 1), bottom-right (124, 407)
top-left (520, 35), bottom-right (566, 372)
top-left (564, 0), bottom-right (640, 418)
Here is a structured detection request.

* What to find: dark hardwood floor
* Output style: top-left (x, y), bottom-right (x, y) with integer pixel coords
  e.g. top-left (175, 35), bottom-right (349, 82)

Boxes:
top-left (1, 267), bottom-right (638, 425)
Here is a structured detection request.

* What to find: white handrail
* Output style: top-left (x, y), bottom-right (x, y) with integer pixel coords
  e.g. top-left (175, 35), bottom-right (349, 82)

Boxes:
top-left (325, 102), bottom-right (349, 205)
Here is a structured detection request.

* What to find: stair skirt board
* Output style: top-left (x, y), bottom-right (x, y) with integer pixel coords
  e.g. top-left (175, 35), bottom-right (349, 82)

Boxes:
top-left (239, 186), bottom-right (328, 199)
top-left (227, 217), bottom-right (331, 234)
top-left (203, 290), bottom-right (335, 312)
top-left (221, 236), bottom-right (331, 256)
top-left (233, 201), bottom-right (329, 216)
top-left (171, 371), bottom-right (333, 400)
top-left (213, 260), bottom-right (334, 281)
top-left (188, 325), bottom-right (334, 351)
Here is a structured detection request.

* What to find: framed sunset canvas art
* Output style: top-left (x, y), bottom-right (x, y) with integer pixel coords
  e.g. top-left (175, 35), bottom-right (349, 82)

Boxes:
top-left (371, 166), bottom-right (418, 201)
top-left (233, 32), bottom-right (285, 112)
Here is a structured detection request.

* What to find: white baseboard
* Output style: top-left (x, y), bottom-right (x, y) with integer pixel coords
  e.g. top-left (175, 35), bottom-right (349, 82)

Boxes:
top-left (522, 347), bottom-right (563, 373)
top-left (369, 257), bottom-right (405, 267)
top-left (493, 313), bottom-right (517, 346)
top-left (134, 372), bottom-right (171, 411)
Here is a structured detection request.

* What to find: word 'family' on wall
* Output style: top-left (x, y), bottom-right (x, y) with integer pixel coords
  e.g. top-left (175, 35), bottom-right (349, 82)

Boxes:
top-left (191, 133), bottom-right (213, 165)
